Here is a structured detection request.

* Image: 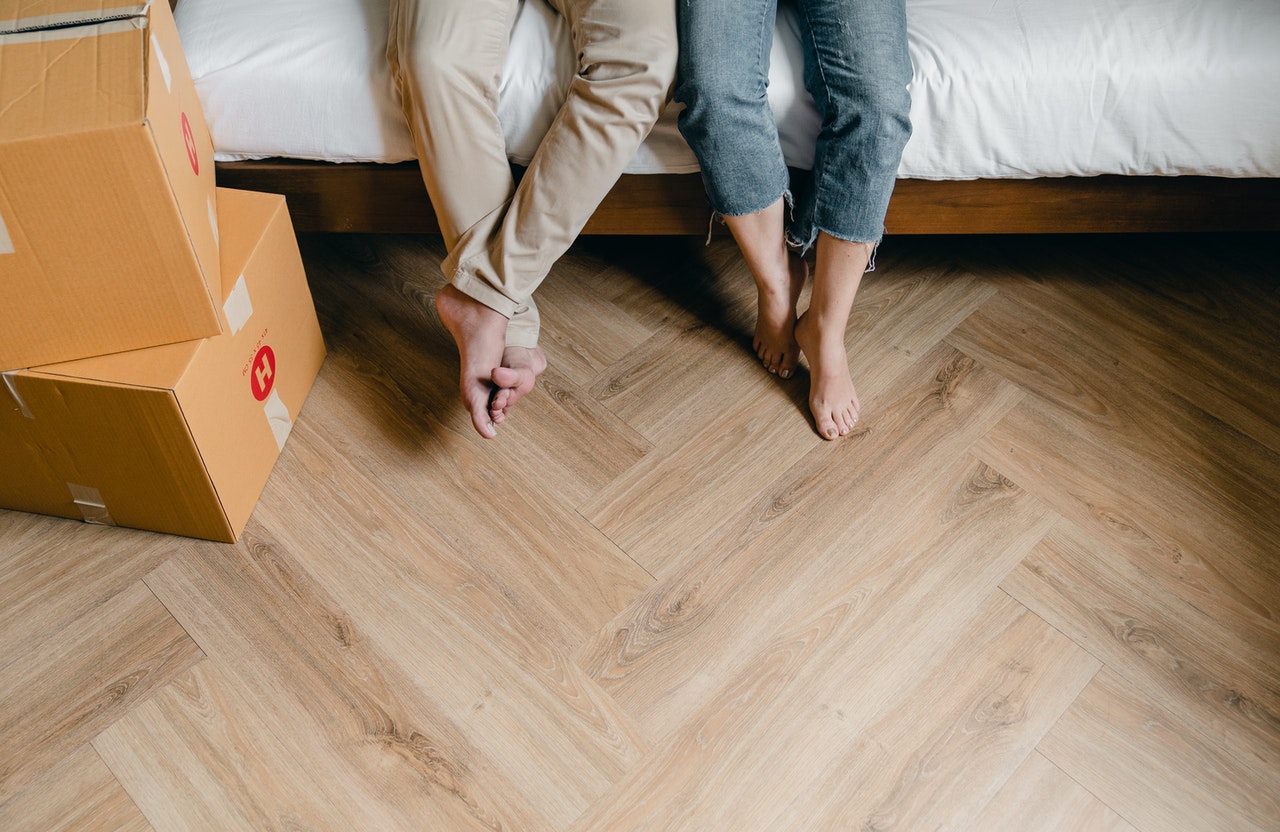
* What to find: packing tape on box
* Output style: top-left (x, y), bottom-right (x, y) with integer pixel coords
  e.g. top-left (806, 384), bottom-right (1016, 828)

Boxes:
top-left (2, 371), bottom-right (33, 419)
top-left (0, 14), bottom-right (143, 43)
top-left (223, 274), bottom-right (253, 334)
top-left (263, 388), bottom-right (294, 452)
top-left (150, 32), bottom-right (172, 92)
top-left (67, 483), bottom-right (116, 526)
top-left (208, 196), bottom-right (219, 248)
top-left (0, 209), bottom-right (13, 255)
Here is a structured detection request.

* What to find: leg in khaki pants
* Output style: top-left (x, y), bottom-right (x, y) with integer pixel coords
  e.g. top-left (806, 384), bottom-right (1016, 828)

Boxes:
top-left (388, 0), bottom-right (676, 438)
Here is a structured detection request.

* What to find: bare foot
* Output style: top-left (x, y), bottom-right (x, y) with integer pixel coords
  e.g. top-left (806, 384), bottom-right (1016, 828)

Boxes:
top-left (753, 251), bottom-right (808, 379)
top-left (435, 284), bottom-right (507, 439)
top-left (795, 311), bottom-right (861, 440)
top-left (489, 345), bottom-right (547, 424)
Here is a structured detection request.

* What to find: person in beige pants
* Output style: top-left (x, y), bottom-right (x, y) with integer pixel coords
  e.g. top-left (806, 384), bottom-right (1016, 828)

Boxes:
top-left (388, 0), bottom-right (677, 439)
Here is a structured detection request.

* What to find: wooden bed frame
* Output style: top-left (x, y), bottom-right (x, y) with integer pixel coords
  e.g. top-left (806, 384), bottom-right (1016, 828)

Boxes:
top-left (216, 159), bottom-right (1280, 235)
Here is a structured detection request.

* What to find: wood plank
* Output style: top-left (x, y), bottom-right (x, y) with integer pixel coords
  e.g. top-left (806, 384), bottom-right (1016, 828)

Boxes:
top-left (215, 161), bottom-right (1280, 235)
top-left (98, 663), bottom-right (486, 832)
top-left (969, 751), bottom-right (1138, 832)
top-left (571, 587), bottom-right (1089, 830)
top-left (581, 450), bottom-right (1055, 738)
top-left (0, 519), bottom-right (173, 675)
top-left (0, 581), bottom-right (203, 802)
top-left (955, 290), bottom-right (1280, 621)
top-left (578, 356), bottom-right (1044, 738)
top-left (974, 395), bottom-right (1280, 625)
top-left (140, 423), bottom-right (648, 827)
top-left (578, 257), bottom-right (1004, 570)
top-left (580, 340), bottom-right (1026, 640)
top-left (579, 358), bottom-right (823, 572)
top-left (528, 251), bottom-right (659, 388)
top-left (585, 236), bottom-right (997, 448)
top-left (289, 370), bottom-right (653, 649)
top-left (0, 744), bottom-right (152, 832)
top-left (951, 289), bottom-right (1280, 535)
top-left (788, 595), bottom-right (1100, 832)
top-left (969, 233), bottom-right (1280, 454)
top-left (1041, 669), bottom-right (1280, 832)
top-left (99, 536), bottom-right (562, 831)
top-left (1003, 523), bottom-right (1280, 771)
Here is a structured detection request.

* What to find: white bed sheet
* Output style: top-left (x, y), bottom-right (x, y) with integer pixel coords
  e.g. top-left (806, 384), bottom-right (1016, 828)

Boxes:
top-left (174, 0), bottom-right (1280, 179)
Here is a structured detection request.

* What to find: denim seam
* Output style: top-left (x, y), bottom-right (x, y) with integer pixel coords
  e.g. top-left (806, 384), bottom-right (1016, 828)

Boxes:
top-left (797, 0), bottom-right (832, 248)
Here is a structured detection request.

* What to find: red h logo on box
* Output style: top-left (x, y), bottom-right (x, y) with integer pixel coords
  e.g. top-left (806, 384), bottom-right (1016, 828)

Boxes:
top-left (251, 346), bottom-right (276, 401)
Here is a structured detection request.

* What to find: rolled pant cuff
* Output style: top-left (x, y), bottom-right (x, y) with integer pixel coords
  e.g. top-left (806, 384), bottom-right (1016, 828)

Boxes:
top-left (449, 272), bottom-right (540, 348)
top-left (503, 320), bottom-right (540, 349)
top-left (451, 271), bottom-right (523, 320)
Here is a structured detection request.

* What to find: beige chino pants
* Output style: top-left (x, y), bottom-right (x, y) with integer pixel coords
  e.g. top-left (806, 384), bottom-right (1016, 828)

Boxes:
top-left (388, 0), bottom-right (676, 348)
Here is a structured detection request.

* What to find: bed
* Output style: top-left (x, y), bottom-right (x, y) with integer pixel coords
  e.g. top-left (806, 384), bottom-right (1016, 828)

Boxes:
top-left (173, 0), bottom-right (1280, 235)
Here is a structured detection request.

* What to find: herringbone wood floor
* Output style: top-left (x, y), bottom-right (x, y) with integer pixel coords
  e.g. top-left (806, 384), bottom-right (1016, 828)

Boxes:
top-left (2, 231), bottom-right (1278, 831)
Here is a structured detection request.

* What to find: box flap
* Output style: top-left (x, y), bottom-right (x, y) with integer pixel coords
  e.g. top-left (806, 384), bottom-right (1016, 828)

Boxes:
top-left (0, 9), bottom-right (148, 141)
top-left (215, 187), bottom-right (290, 287)
top-left (0, 2), bottom-right (149, 33)
top-left (32, 336), bottom-right (200, 389)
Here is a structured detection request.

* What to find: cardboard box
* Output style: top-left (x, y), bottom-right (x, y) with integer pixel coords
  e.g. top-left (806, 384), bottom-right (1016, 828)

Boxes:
top-left (0, 0), bottom-right (222, 371)
top-left (0, 188), bottom-right (326, 542)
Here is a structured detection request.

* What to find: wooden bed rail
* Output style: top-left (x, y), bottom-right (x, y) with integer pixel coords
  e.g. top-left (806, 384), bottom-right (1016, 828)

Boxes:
top-left (215, 159), bottom-right (1280, 235)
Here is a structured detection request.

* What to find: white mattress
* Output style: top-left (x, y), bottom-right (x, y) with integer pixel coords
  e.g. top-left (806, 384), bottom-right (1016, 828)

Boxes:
top-left (174, 0), bottom-right (1280, 179)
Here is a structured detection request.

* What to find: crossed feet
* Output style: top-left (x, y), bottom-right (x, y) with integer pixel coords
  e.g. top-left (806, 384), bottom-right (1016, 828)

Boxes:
top-left (437, 245), bottom-right (860, 442)
top-left (753, 249), bottom-right (862, 441)
top-left (435, 284), bottom-right (546, 439)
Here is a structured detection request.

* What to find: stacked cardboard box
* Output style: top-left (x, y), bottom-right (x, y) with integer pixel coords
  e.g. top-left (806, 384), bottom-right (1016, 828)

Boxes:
top-left (0, 1), bottom-right (326, 542)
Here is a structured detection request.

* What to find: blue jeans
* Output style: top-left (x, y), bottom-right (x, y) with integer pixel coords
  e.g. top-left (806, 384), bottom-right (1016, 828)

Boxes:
top-left (674, 0), bottom-right (912, 251)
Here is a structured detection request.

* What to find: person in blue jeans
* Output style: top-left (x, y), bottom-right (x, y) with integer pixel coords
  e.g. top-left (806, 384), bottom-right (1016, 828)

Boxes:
top-left (675, 0), bottom-right (912, 440)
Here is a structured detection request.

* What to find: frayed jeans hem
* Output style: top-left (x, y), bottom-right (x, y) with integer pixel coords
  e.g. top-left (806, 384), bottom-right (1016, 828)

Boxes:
top-left (785, 225), bottom-right (884, 270)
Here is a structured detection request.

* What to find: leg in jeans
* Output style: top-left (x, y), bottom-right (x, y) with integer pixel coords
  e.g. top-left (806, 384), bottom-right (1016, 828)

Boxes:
top-left (390, 0), bottom-right (676, 437)
top-left (677, 0), bottom-right (912, 439)
top-left (790, 0), bottom-right (912, 439)
top-left (674, 0), bottom-right (809, 379)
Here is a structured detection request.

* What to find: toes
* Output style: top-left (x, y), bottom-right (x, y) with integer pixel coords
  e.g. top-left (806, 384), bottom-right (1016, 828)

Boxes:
top-left (813, 401), bottom-right (861, 440)
top-left (490, 365), bottom-right (522, 391)
top-left (469, 400), bottom-right (497, 439)
top-left (816, 414), bottom-right (840, 440)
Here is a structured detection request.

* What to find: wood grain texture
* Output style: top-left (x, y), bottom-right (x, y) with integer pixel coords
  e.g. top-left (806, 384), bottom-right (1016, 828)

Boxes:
top-left (578, 347), bottom-right (1040, 731)
top-left (1003, 523), bottom-right (1280, 771)
top-left (213, 161), bottom-right (1280, 235)
top-left (967, 235), bottom-right (1280, 453)
top-left (0, 581), bottom-right (202, 803)
top-left (1041, 669), bottom-right (1280, 832)
top-left (3, 231), bottom-right (1277, 830)
top-left (794, 594), bottom-right (1100, 832)
top-left (100, 537), bottom-right (580, 832)
top-left (0, 521), bottom-right (173, 674)
top-left (0, 744), bottom-right (152, 832)
top-left (955, 283), bottom-right (1280, 622)
top-left (970, 751), bottom-right (1139, 832)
